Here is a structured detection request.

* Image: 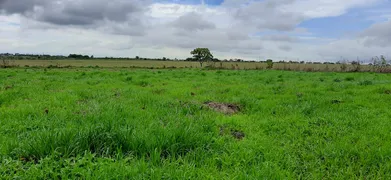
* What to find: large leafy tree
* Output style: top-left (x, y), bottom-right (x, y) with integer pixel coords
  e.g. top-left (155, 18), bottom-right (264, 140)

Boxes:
top-left (190, 48), bottom-right (213, 67)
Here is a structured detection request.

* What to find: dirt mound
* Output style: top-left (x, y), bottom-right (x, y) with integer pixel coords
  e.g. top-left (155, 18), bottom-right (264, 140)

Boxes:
top-left (204, 101), bottom-right (240, 115)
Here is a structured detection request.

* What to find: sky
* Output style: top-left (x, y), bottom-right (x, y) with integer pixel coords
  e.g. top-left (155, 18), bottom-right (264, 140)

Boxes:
top-left (0, 0), bottom-right (391, 62)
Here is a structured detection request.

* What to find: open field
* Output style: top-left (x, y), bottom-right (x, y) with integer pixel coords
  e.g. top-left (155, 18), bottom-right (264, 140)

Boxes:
top-left (1, 68), bottom-right (391, 179)
top-left (2, 59), bottom-right (383, 72)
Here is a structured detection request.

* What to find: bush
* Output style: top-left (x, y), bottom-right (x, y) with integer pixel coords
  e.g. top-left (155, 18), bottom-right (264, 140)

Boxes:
top-left (340, 63), bottom-right (347, 72)
top-left (351, 61), bottom-right (361, 72)
top-left (1, 59), bottom-right (12, 68)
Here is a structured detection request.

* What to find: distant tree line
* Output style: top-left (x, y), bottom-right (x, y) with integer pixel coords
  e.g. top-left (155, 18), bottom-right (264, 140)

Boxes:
top-left (0, 53), bottom-right (187, 61)
top-left (68, 54), bottom-right (92, 59)
top-left (1, 52), bottom-right (390, 67)
top-left (185, 57), bottom-right (220, 62)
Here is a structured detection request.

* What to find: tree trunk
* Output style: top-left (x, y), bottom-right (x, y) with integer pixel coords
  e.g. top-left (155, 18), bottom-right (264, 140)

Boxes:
top-left (200, 61), bottom-right (203, 67)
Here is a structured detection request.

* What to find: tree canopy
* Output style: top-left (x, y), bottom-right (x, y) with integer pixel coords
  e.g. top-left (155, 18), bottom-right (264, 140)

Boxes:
top-left (190, 48), bottom-right (213, 67)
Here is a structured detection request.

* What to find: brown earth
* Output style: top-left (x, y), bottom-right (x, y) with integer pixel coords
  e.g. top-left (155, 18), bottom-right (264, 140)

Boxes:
top-left (204, 101), bottom-right (240, 115)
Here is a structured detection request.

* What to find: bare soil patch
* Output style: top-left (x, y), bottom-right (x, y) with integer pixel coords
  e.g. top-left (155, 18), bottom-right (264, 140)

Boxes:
top-left (204, 101), bottom-right (240, 115)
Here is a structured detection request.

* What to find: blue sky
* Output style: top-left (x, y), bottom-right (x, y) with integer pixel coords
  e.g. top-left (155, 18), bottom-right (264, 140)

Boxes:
top-left (300, 4), bottom-right (390, 39)
top-left (157, 0), bottom-right (389, 39)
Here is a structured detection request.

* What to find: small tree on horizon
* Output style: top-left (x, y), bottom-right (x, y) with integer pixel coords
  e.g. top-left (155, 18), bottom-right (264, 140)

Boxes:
top-left (266, 59), bottom-right (273, 69)
top-left (190, 48), bottom-right (213, 67)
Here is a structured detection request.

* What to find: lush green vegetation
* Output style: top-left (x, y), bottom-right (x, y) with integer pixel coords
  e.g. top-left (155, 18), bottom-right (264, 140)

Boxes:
top-left (1, 68), bottom-right (391, 179)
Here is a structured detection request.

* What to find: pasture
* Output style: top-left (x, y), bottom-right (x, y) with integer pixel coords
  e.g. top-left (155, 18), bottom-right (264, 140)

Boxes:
top-left (1, 67), bottom-right (391, 179)
top-left (3, 59), bottom-right (379, 72)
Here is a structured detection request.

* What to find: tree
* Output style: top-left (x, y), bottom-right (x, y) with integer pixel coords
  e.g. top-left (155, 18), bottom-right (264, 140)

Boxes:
top-left (190, 48), bottom-right (213, 67)
top-left (185, 57), bottom-right (194, 61)
top-left (68, 54), bottom-right (90, 59)
top-left (266, 59), bottom-right (273, 69)
top-left (1, 59), bottom-right (10, 68)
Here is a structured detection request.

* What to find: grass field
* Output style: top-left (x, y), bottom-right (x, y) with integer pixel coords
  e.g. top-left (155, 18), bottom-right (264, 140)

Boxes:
top-left (1, 68), bottom-right (391, 179)
top-left (3, 59), bottom-right (380, 72)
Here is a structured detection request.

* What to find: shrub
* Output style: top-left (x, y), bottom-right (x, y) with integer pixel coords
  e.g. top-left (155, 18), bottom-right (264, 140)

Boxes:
top-left (351, 61), bottom-right (361, 72)
top-left (340, 63), bottom-right (348, 72)
top-left (0, 59), bottom-right (14, 68)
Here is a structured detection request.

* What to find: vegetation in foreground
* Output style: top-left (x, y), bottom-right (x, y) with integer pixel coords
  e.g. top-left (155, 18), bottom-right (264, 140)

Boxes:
top-left (1, 68), bottom-right (391, 179)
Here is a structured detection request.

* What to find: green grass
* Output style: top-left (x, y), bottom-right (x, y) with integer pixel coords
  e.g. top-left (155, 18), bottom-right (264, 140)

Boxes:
top-left (1, 68), bottom-right (391, 179)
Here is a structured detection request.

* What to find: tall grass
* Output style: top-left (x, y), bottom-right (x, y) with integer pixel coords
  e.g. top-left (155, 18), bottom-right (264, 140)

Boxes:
top-left (8, 59), bottom-right (391, 73)
top-left (2, 68), bottom-right (391, 179)
top-left (13, 121), bottom-right (215, 162)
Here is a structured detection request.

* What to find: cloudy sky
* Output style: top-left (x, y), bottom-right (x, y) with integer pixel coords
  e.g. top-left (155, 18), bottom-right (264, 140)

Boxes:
top-left (0, 0), bottom-right (390, 62)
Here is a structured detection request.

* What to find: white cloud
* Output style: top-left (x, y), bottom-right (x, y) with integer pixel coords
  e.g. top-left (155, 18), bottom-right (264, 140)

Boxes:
top-left (359, 20), bottom-right (391, 47)
top-left (0, 0), bottom-right (389, 61)
top-left (286, 0), bottom-right (381, 18)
